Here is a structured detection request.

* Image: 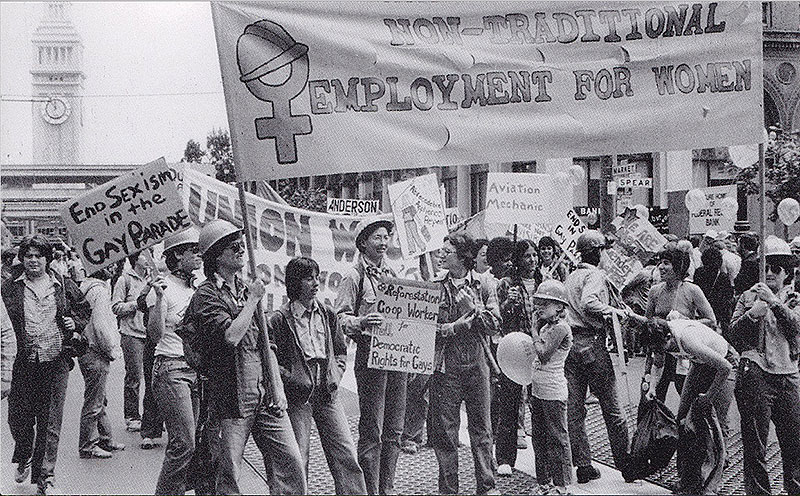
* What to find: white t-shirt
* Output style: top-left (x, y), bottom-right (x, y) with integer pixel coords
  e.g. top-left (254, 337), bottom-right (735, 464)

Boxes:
top-left (669, 319), bottom-right (729, 365)
top-left (147, 273), bottom-right (195, 358)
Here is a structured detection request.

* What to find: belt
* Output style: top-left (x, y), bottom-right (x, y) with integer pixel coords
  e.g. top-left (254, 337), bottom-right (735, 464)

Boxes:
top-left (154, 355), bottom-right (186, 362)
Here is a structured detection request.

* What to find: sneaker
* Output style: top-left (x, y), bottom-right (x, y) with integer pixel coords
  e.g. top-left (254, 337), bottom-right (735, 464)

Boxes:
top-left (79, 446), bottom-right (113, 459)
top-left (401, 440), bottom-right (418, 454)
top-left (576, 465), bottom-right (601, 484)
top-left (517, 436), bottom-right (528, 449)
top-left (547, 486), bottom-right (572, 495)
top-left (140, 437), bottom-right (161, 449)
top-left (497, 464), bottom-right (513, 476)
top-left (98, 440), bottom-right (125, 452)
top-left (37, 479), bottom-right (54, 495)
top-left (535, 482), bottom-right (554, 495)
top-left (125, 419), bottom-right (141, 432)
top-left (15, 459), bottom-right (31, 483)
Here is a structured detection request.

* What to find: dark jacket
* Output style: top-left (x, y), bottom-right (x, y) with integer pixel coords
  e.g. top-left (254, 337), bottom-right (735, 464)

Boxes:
top-left (1, 270), bottom-right (89, 363)
top-left (694, 266), bottom-right (735, 335)
top-left (187, 277), bottom-right (276, 419)
top-left (268, 300), bottom-right (347, 406)
top-left (734, 253), bottom-right (759, 295)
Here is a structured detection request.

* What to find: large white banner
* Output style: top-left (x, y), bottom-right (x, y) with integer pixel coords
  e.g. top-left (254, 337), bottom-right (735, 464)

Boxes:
top-left (178, 168), bottom-right (420, 311)
top-left (211, 1), bottom-right (763, 181)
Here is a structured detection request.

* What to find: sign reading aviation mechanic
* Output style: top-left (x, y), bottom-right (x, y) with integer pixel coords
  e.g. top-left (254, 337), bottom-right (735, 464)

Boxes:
top-left (369, 278), bottom-right (440, 374)
top-left (484, 173), bottom-right (572, 226)
top-left (61, 158), bottom-right (191, 273)
top-left (211, 2), bottom-right (763, 181)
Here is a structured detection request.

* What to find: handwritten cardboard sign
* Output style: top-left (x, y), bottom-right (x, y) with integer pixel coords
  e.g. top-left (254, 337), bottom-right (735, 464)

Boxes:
top-left (388, 174), bottom-right (447, 259)
top-left (369, 278), bottom-right (441, 375)
top-left (601, 247), bottom-right (641, 289)
top-left (550, 209), bottom-right (587, 263)
top-left (485, 173), bottom-right (572, 227)
top-left (60, 158), bottom-right (191, 272)
top-left (688, 185), bottom-right (737, 235)
top-left (615, 215), bottom-right (668, 255)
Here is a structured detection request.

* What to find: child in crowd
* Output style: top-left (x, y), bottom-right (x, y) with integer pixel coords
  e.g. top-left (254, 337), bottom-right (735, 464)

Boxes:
top-left (529, 280), bottom-right (574, 495)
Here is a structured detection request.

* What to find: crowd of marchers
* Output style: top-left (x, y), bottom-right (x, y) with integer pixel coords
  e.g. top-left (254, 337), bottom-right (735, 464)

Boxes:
top-left (1, 219), bottom-right (799, 496)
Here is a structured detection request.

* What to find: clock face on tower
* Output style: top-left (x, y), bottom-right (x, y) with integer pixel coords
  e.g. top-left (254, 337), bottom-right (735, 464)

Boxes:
top-left (42, 97), bottom-right (72, 125)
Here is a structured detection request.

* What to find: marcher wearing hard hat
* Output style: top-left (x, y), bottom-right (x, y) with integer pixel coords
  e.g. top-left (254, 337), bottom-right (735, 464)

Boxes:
top-left (730, 234), bottom-right (800, 496)
top-left (563, 230), bottom-right (634, 483)
top-left (146, 226), bottom-right (205, 494)
top-left (530, 277), bottom-right (574, 494)
top-left (334, 214), bottom-right (405, 495)
top-left (186, 220), bottom-right (306, 495)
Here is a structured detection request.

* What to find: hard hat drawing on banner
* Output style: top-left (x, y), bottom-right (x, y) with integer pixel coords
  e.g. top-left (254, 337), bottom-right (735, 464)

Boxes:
top-left (237, 20), bottom-right (312, 164)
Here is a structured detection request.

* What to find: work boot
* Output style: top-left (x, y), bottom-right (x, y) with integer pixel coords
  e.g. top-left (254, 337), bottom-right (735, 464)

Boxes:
top-left (576, 466), bottom-right (601, 483)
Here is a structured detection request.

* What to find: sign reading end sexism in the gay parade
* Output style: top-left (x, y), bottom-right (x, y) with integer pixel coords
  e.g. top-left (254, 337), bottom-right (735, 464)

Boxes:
top-left (60, 158), bottom-right (192, 273)
top-left (369, 278), bottom-right (441, 375)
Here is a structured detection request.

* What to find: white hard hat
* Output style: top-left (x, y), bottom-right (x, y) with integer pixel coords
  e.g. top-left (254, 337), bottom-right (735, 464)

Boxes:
top-left (354, 215), bottom-right (394, 249)
top-left (532, 279), bottom-right (569, 305)
top-left (198, 219), bottom-right (242, 256)
top-left (764, 235), bottom-right (793, 257)
top-left (163, 227), bottom-right (199, 253)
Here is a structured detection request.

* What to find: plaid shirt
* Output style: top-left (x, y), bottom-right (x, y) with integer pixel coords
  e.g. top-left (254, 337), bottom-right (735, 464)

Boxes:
top-left (19, 273), bottom-right (64, 362)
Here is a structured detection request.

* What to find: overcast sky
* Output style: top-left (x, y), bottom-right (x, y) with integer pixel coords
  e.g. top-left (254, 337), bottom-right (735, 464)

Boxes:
top-left (0, 2), bottom-right (229, 165)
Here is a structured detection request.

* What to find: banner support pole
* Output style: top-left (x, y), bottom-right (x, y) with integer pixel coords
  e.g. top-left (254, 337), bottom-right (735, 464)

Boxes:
top-left (758, 142), bottom-right (766, 283)
top-left (236, 181), bottom-right (284, 406)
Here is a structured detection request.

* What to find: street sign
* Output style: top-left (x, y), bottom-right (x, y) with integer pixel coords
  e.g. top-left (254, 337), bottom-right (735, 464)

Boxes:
top-left (326, 197), bottom-right (381, 216)
top-left (613, 163), bottom-right (636, 176)
top-left (616, 177), bottom-right (653, 189)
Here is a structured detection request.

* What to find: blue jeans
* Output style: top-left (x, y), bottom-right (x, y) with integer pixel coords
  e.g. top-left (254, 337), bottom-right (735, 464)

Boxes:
top-left (529, 397), bottom-right (572, 487)
top-left (121, 334), bottom-right (144, 421)
top-left (735, 359), bottom-right (800, 495)
top-left (78, 349), bottom-right (114, 452)
top-left (354, 339), bottom-right (407, 495)
top-left (8, 356), bottom-right (70, 488)
top-left (492, 372), bottom-right (522, 467)
top-left (153, 356), bottom-right (198, 495)
top-left (429, 359), bottom-right (495, 495)
top-left (402, 372), bottom-right (431, 446)
top-left (141, 337), bottom-right (164, 439)
top-left (288, 389), bottom-right (366, 495)
top-left (676, 349), bottom-right (738, 438)
top-left (565, 331), bottom-right (630, 470)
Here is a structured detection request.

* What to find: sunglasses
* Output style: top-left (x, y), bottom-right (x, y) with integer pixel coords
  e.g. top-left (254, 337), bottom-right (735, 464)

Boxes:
top-left (224, 241), bottom-right (245, 253)
top-left (766, 263), bottom-right (785, 275)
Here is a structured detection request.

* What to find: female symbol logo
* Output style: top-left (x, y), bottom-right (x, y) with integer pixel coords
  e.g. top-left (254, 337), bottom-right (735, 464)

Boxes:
top-left (237, 20), bottom-right (312, 164)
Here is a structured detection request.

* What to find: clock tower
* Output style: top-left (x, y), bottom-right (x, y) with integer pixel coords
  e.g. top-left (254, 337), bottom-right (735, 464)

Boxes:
top-left (31, 2), bottom-right (85, 164)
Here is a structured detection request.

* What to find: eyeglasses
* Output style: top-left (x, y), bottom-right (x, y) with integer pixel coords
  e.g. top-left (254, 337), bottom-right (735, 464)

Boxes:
top-left (225, 241), bottom-right (245, 253)
top-left (766, 263), bottom-right (785, 275)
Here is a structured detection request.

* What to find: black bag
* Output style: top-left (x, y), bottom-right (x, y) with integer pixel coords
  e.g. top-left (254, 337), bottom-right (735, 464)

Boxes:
top-left (629, 397), bottom-right (679, 480)
top-left (676, 400), bottom-right (725, 495)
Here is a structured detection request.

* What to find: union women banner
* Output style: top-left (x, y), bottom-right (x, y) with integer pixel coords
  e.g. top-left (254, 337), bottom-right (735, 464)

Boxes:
top-left (211, 1), bottom-right (763, 181)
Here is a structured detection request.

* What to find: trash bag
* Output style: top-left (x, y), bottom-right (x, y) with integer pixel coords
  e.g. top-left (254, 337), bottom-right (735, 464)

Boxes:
top-left (629, 397), bottom-right (679, 480)
top-left (676, 399), bottom-right (725, 495)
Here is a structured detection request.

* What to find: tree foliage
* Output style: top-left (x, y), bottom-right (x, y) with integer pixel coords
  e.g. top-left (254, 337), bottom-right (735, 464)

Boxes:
top-left (206, 129), bottom-right (236, 183)
top-left (277, 179), bottom-right (327, 212)
top-left (735, 130), bottom-right (800, 221)
top-left (181, 139), bottom-right (205, 164)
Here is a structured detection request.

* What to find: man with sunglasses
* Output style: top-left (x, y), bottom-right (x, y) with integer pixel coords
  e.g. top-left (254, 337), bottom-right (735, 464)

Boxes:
top-left (187, 220), bottom-right (305, 495)
top-left (730, 235), bottom-right (800, 496)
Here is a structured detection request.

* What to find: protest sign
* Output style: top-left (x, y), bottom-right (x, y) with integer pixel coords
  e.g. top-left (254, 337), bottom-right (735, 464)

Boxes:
top-left (615, 213), bottom-right (668, 256)
top-left (212, 2), bottom-right (763, 181)
top-left (387, 174), bottom-right (447, 259)
top-left (485, 173), bottom-right (572, 226)
top-left (60, 158), bottom-right (191, 273)
top-left (451, 210), bottom-right (550, 243)
top-left (326, 197), bottom-right (381, 216)
top-left (551, 209), bottom-right (587, 263)
top-left (602, 246), bottom-right (641, 289)
top-left (444, 207), bottom-right (461, 231)
top-left (689, 185), bottom-right (737, 234)
top-left (179, 167), bottom-right (421, 311)
top-left (369, 277), bottom-right (440, 374)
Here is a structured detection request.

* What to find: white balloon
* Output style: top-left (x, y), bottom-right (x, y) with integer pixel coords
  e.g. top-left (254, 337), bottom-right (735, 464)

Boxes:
top-left (568, 164), bottom-right (586, 186)
top-left (633, 204), bottom-right (649, 220)
top-left (684, 189), bottom-right (709, 212)
top-left (719, 196), bottom-right (738, 217)
top-left (728, 144), bottom-right (758, 169)
top-left (496, 332), bottom-right (535, 386)
top-left (777, 198), bottom-right (800, 226)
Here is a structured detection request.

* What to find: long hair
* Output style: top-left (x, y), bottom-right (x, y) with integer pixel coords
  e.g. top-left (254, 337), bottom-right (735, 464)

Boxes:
top-left (18, 235), bottom-right (53, 264)
top-left (443, 233), bottom-right (476, 271)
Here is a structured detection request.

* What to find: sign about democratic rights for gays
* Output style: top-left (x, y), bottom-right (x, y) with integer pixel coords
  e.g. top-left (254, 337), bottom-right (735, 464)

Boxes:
top-left (211, 2), bottom-right (763, 181)
top-left (60, 158), bottom-right (191, 273)
top-left (369, 278), bottom-right (441, 374)
top-left (484, 173), bottom-right (573, 227)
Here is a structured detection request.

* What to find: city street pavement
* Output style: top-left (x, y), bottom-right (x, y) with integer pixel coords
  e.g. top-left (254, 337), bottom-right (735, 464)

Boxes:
top-left (0, 345), bottom-right (745, 495)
